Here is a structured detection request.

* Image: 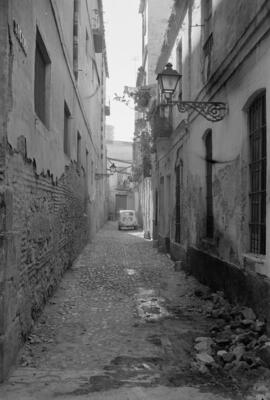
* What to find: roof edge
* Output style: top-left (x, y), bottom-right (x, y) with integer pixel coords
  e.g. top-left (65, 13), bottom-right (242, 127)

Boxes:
top-left (139, 0), bottom-right (146, 14)
top-left (98, 0), bottom-right (109, 77)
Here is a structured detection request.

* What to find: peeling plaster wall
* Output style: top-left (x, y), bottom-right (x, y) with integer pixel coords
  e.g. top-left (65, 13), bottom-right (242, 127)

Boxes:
top-left (7, 0), bottom-right (101, 179)
top-left (154, 0), bottom-right (270, 284)
top-left (183, 33), bottom-right (270, 272)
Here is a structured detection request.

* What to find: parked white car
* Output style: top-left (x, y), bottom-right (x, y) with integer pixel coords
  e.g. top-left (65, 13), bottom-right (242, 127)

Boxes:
top-left (118, 210), bottom-right (138, 230)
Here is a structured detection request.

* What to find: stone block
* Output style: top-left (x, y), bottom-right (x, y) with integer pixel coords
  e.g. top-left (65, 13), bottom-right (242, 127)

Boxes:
top-left (257, 342), bottom-right (270, 368)
top-left (232, 344), bottom-right (245, 362)
top-left (218, 350), bottom-right (235, 363)
top-left (196, 352), bottom-right (215, 365)
top-left (194, 337), bottom-right (214, 354)
top-left (241, 307), bottom-right (256, 321)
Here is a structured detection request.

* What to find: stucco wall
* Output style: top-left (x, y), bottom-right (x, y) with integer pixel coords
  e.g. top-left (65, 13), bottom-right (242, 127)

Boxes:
top-left (154, 0), bottom-right (270, 278)
top-left (7, 0), bottom-right (103, 179)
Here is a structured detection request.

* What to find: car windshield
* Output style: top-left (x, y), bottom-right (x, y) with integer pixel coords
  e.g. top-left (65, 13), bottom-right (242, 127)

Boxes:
top-left (121, 211), bottom-right (134, 217)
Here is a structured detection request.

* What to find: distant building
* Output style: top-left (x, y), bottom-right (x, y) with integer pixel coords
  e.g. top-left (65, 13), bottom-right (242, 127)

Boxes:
top-left (150, 0), bottom-right (270, 326)
top-left (0, 0), bottom-right (108, 379)
top-left (106, 140), bottom-right (134, 219)
top-left (106, 124), bottom-right (115, 141)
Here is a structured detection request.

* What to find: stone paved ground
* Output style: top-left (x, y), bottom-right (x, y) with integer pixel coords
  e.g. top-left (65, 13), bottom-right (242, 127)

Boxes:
top-left (0, 222), bottom-right (269, 400)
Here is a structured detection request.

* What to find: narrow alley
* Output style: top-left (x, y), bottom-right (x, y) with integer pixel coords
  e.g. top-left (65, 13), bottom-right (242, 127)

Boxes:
top-left (2, 0), bottom-right (270, 398)
top-left (0, 223), bottom-right (269, 400)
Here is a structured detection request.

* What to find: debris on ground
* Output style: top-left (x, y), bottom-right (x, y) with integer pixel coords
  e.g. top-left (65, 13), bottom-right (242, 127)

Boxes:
top-left (192, 289), bottom-right (270, 378)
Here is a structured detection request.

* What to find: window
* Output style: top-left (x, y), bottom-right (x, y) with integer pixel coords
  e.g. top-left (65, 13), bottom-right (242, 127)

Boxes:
top-left (205, 130), bottom-right (213, 238)
top-left (159, 176), bottom-right (164, 232)
top-left (34, 28), bottom-right (50, 126)
top-left (155, 190), bottom-right (158, 226)
top-left (91, 60), bottom-right (95, 83)
top-left (175, 165), bottom-right (180, 243)
top-left (77, 131), bottom-right (81, 166)
top-left (175, 160), bottom-right (183, 243)
top-left (73, 0), bottom-right (80, 80)
top-left (64, 102), bottom-right (71, 156)
top-left (85, 29), bottom-right (90, 58)
top-left (176, 41), bottom-right (182, 100)
top-left (85, 149), bottom-right (89, 184)
top-left (166, 175), bottom-right (171, 230)
top-left (91, 160), bottom-right (94, 185)
top-left (249, 92), bottom-right (266, 254)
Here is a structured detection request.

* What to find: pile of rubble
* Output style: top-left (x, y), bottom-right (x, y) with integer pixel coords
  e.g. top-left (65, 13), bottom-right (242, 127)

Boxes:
top-left (192, 289), bottom-right (270, 375)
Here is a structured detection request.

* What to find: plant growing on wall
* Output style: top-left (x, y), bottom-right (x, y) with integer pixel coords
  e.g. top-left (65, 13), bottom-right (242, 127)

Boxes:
top-left (134, 118), bottom-right (147, 137)
top-left (113, 84), bottom-right (154, 113)
top-left (133, 122), bottom-right (153, 183)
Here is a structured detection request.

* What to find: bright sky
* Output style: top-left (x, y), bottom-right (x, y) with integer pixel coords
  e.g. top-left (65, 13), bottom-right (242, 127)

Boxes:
top-left (103, 0), bottom-right (141, 142)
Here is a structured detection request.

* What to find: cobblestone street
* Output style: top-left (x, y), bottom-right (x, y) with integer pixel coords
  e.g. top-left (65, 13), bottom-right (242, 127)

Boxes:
top-left (0, 223), bottom-right (269, 400)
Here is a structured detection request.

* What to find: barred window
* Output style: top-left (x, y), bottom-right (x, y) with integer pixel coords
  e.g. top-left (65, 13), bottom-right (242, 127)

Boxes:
top-left (155, 190), bottom-right (158, 226)
top-left (159, 176), bottom-right (164, 232)
top-left (175, 165), bottom-right (180, 243)
top-left (77, 131), bottom-right (81, 167)
top-left (64, 102), bottom-right (71, 156)
top-left (249, 92), bottom-right (266, 254)
top-left (175, 160), bottom-right (183, 243)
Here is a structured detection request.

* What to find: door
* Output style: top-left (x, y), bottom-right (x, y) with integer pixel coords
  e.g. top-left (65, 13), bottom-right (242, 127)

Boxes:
top-left (115, 194), bottom-right (127, 216)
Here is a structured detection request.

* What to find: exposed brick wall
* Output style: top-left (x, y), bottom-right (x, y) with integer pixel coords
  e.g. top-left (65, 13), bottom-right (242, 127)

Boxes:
top-left (0, 148), bottom-right (89, 380)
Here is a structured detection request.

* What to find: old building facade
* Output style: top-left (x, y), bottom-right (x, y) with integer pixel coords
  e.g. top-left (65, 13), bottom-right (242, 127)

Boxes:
top-left (149, 0), bottom-right (270, 324)
top-left (133, 0), bottom-right (174, 238)
top-left (0, 0), bottom-right (108, 379)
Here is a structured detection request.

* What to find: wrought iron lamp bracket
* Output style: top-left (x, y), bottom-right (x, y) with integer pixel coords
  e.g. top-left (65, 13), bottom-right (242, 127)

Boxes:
top-left (167, 100), bottom-right (227, 122)
top-left (95, 173), bottom-right (112, 179)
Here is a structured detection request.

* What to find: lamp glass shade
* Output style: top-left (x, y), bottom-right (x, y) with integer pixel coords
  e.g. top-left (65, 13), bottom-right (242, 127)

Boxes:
top-left (157, 63), bottom-right (181, 94)
top-left (109, 163), bottom-right (116, 174)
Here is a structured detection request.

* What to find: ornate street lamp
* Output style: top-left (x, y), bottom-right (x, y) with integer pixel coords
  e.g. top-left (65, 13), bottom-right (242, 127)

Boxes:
top-left (109, 162), bottom-right (116, 174)
top-left (156, 63), bottom-right (227, 122)
top-left (156, 63), bottom-right (181, 99)
top-left (95, 162), bottom-right (117, 179)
